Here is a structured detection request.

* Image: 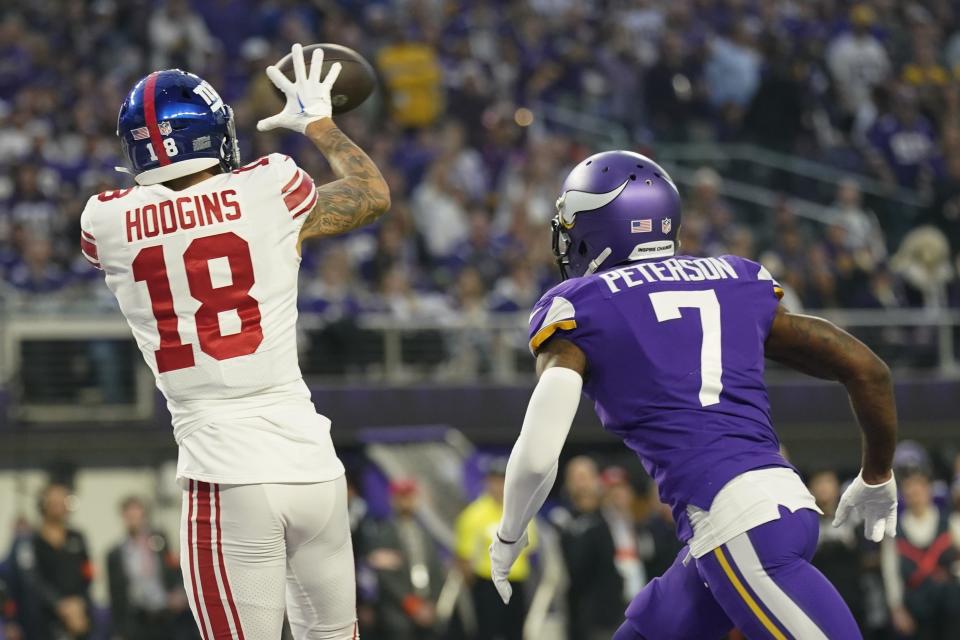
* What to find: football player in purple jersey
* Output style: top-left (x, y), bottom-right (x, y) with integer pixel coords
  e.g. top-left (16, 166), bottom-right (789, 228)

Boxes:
top-left (489, 151), bottom-right (898, 639)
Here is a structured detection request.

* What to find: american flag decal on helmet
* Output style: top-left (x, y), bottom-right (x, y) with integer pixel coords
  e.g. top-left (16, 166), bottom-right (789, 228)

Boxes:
top-left (631, 219), bottom-right (652, 233)
top-left (131, 126), bottom-right (150, 140)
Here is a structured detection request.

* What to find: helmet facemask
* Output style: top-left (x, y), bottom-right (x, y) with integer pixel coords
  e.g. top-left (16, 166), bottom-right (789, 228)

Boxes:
top-left (220, 105), bottom-right (241, 172)
top-left (551, 215), bottom-right (572, 281)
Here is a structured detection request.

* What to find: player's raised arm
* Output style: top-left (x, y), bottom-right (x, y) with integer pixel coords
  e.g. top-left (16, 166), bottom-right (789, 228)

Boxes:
top-left (258, 43), bottom-right (390, 246)
top-left (297, 119), bottom-right (390, 242)
top-left (489, 338), bottom-right (587, 604)
top-left (764, 304), bottom-right (898, 541)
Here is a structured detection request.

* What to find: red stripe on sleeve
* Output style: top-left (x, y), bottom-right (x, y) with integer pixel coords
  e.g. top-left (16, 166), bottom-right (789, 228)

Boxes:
top-left (283, 173), bottom-right (315, 211)
top-left (291, 188), bottom-right (319, 219)
top-left (282, 170), bottom-right (302, 194)
top-left (143, 72), bottom-right (171, 166)
top-left (81, 229), bottom-right (96, 242)
top-left (80, 237), bottom-right (98, 261)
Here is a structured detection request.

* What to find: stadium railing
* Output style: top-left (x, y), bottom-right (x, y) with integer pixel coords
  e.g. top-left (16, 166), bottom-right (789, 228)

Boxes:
top-left (1, 308), bottom-right (957, 422)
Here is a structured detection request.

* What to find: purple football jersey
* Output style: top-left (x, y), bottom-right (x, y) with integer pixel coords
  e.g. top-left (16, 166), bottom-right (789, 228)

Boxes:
top-left (528, 254), bottom-right (790, 541)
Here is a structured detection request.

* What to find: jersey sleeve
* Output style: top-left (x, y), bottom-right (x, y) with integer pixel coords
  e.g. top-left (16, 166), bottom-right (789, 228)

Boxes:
top-left (269, 153), bottom-right (318, 221)
top-left (723, 255), bottom-right (783, 301)
top-left (754, 263), bottom-right (784, 300)
top-left (527, 281), bottom-right (587, 354)
top-left (79, 197), bottom-right (102, 271)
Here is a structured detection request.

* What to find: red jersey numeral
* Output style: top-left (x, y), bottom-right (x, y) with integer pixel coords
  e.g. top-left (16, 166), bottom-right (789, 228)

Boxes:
top-left (133, 232), bottom-right (262, 373)
top-left (98, 189), bottom-right (134, 202)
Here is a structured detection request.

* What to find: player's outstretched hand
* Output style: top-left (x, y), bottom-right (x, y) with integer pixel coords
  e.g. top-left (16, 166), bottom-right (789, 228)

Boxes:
top-left (257, 43), bottom-right (342, 134)
top-left (833, 471), bottom-right (898, 542)
top-left (489, 530), bottom-right (529, 604)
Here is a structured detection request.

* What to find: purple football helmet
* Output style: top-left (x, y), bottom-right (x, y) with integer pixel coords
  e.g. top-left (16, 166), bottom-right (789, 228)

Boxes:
top-left (552, 150), bottom-right (681, 280)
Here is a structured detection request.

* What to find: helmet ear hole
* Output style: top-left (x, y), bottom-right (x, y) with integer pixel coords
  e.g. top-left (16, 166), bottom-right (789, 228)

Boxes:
top-left (578, 240), bottom-right (588, 256)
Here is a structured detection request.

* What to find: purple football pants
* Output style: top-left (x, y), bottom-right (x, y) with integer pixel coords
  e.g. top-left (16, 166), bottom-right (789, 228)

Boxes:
top-left (613, 507), bottom-right (861, 640)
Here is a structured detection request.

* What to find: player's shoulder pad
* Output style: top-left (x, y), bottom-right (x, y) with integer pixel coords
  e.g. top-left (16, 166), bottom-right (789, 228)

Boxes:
top-left (245, 153), bottom-right (317, 219)
top-left (718, 254), bottom-right (784, 300)
top-left (528, 278), bottom-right (593, 354)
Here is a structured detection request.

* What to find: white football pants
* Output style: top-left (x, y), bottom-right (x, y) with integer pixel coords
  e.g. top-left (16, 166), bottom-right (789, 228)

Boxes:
top-left (179, 476), bottom-right (358, 639)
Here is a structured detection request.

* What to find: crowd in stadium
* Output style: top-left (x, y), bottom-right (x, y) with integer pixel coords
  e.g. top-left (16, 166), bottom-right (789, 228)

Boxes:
top-left (1, 0), bottom-right (960, 318)
top-left (3, 442), bottom-right (960, 640)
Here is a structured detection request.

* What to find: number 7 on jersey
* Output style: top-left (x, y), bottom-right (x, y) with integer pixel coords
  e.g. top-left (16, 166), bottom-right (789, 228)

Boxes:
top-left (649, 290), bottom-right (723, 407)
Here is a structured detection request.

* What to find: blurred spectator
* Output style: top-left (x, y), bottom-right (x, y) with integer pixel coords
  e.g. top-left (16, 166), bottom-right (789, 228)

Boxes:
top-left (4, 235), bottom-right (69, 294)
top-left (490, 260), bottom-right (541, 313)
top-left (809, 470), bottom-right (867, 627)
top-left (743, 37), bottom-right (809, 151)
top-left (881, 470), bottom-right (960, 639)
top-left (447, 267), bottom-right (493, 377)
top-left (890, 226), bottom-right (955, 308)
top-left (865, 86), bottom-right (942, 191)
top-left (635, 481), bottom-right (683, 581)
top-left (450, 209), bottom-right (506, 287)
top-left (300, 245), bottom-right (366, 319)
top-left (5, 483), bottom-right (92, 640)
top-left (412, 161), bottom-right (470, 259)
top-left (377, 37), bottom-right (443, 128)
top-left (644, 31), bottom-right (706, 141)
top-left (107, 496), bottom-right (194, 640)
top-left (828, 179), bottom-right (887, 266)
top-left (148, 0), bottom-right (215, 71)
top-left (0, 564), bottom-right (20, 640)
top-left (376, 267), bottom-right (451, 322)
top-left (366, 480), bottom-right (444, 640)
top-left (704, 22), bottom-right (761, 128)
top-left (827, 4), bottom-right (891, 128)
top-left (559, 457), bottom-right (623, 640)
top-left (600, 467), bottom-right (646, 603)
top-left (685, 167), bottom-right (738, 255)
top-left (921, 151), bottom-right (960, 260)
top-left (454, 458), bottom-right (536, 640)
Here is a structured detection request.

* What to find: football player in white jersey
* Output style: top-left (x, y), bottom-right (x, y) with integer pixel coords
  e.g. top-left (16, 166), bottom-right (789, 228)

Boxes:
top-left (79, 44), bottom-right (389, 639)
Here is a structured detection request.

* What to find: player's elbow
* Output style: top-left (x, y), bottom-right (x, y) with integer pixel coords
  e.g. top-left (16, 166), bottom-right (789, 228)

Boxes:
top-left (370, 176), bottom-right (391, 218)
top-left (845, 350), bottom-right (892, 388)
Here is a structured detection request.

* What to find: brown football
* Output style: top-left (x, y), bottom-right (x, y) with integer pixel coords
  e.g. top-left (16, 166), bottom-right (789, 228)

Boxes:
top-left (274, 43), bottom-right (377, 115)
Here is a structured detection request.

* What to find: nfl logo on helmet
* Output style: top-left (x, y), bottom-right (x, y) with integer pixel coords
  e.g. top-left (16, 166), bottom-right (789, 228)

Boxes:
top-left (662, 218), bottom-right (672, 234)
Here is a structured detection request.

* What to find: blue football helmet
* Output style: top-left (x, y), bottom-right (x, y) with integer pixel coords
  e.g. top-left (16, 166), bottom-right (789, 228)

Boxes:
top-left (552, 150), bottom-right (682, 280)
top-left (117, 70), bottom-right (240, 185)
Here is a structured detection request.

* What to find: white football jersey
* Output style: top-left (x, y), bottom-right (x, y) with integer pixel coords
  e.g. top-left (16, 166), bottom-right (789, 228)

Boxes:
top-left (80, 154), bottom-right (344, 484)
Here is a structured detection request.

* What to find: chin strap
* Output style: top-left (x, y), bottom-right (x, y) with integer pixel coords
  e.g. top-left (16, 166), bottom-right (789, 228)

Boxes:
top-left (585, 247), bottom-right (612, 275)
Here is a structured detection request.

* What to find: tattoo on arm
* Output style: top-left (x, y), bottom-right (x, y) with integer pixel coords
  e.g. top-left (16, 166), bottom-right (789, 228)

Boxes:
top-left (298, 121), bottom-right (391, 244)
top-left (536, 338), bottom-right (588, 379)
top-left (765, 305), bottom-right (896, 481)
top-left (765, 305), bottom-right (883, 382)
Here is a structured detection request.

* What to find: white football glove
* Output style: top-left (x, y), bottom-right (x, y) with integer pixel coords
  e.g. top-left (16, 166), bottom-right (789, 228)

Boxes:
top-left (833, 471), bottom-right (898, 542)
top-left (257, 43), bottom-right (342, 134)
top-left (489, 530), bottom-right (529, 604)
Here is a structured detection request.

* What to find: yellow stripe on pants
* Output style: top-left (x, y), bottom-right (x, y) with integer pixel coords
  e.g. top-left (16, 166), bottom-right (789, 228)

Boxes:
top-left (713, 546), bottom-right (788, 640)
